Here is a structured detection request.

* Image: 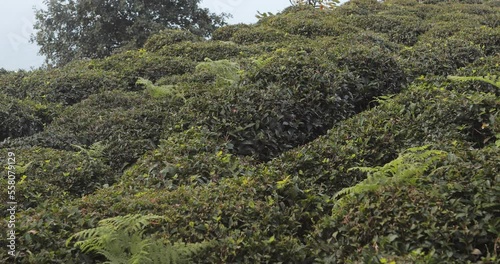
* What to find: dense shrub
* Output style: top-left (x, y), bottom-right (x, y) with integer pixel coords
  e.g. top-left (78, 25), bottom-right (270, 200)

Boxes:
top-left (172, 82), bottom-right (355, 160)
top-left (263, 6), bottom-right (361, 38)
top-left (143, 29), bottom-right (202, 52)
top-left (94, 50), bottom-right (197, 84)
top-left (2, 90), bottom-right (174, 171)
top-left (0, 147), bottom-right (114, 211)
top-left (421, 21), bottom-right (473, 39)
top-left (271, 84), bottom-right (499, 194)
top-left (455, 26), bottom-right (500, 55)
top-left (0, 93), bottom-right (56, 141)
top-left (121, 126), bottom-right (257, 190)
top-left (0, 198), bottom-right (93, 263)
top-left (338, 0), bottom-right (385, 16)
top-left (400, 37), bottom-right (484, 77)
top-left (455, 54), bottom-right (500, 78)
top-left (157, 41), bottom-right (243, 61)
top-left (230, 26), bottom-right (288, 44)
top-left (327, 38), bottom-right (407, 107)
top-left (347, 14), bottom-right (428, 45)
top-left (17, 62), bottom-right (127, 105)
top-left (0, 70), bottom-right (29, 99)
top-left (309, 145), bottom-right (499, 263)
top-left (1, 1), bottom-right (499, 263)
top-left (212, 23), bottom-right (252, 41)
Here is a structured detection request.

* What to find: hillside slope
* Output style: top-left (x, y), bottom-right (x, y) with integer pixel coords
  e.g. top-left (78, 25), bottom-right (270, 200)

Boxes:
top-left (0, 0), bottom-right (499, 263)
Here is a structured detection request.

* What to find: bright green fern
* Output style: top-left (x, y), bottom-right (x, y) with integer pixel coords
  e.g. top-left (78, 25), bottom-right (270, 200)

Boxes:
top-left (136, 77), bottom-right (186, 101)
top-left (72, 141), bottom-right (107, 159)
top-left (447, 75), bottom-right (500, 89)
top-left (333, 146), bottom-right (448, 209)
top-left (67, 214), bottom-right (209, 264)
top-left (195, 58), bottom-right (241, 88)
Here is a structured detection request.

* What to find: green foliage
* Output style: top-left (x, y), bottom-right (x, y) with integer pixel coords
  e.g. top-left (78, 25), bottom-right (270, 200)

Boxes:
top-left (94, 50), bottom-right (197, 84)
top-left (264, 7), bottom-right (360, 37)
top-left (72, 141), bottom-right (107, 159)
top-left (212, 24), bottom-right (251, 41)
top-left (333, 146), bottom-right (448, 209)
top-left (0, 93), bottom-right (54, 141)
top-left (121, 126), bottom-right (256, 190)
top-left (272, 83), bottom-right (499, 196)
top-left (1, 0), bottom-right (500, 263)
top-left (289, 0), bottom-right (340, 9)
top-left (136, 77), bottom-right (185, 100)
top-left (67, 214), bottom-right (208, 264)
top-left (400, 37), bottom-right (484, 77)
top-left (0, 147), bottom-right (114, 211)
top-left (156, 41), bottom-right (243, 62)
top-left (32, 0), bottom-right (228, 66)
top-left (448, 75), bottom-right (500, 88)
top-left (143, 29), bottom-right (202, 53)
top-left (6, 62), bottom-right (128, 105)
top-left (310, 146), bottom-right (499, 263)
top-left (230, 26), bottom-right (287, 44)
top-left (194, 59), bottom-right (241, 88)
top-left (2, 90), bottom-right (172, 171)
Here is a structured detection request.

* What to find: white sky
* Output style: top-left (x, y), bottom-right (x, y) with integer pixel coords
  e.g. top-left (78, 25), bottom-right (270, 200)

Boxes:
top-left (0, 0), bottom-right (291, 71)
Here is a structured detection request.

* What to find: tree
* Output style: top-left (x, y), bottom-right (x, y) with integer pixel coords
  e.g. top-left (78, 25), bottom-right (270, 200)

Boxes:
top-left (32, 0), bottom-right (229, 66)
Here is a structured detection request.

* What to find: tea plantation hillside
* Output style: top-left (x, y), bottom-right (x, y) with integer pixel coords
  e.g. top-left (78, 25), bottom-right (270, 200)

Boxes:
top-left (1, 0), bottom-right (499, 263)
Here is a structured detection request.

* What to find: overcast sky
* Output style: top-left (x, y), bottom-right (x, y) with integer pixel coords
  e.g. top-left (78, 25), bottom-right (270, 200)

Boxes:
top-left (0, 0), bottom-right (291, 71)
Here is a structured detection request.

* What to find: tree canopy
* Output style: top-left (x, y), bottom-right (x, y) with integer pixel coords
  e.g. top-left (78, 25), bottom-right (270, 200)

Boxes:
top-left (32, 0), bottom-right (228, 66)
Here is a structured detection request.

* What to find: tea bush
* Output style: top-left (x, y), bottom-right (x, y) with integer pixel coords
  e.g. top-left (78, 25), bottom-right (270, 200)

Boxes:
top-left (94, 50), bottom-right (197, 84)
top-left (400, 37), bottom-right (484, 77)
top-left (16, 62), bottom-right (127, 105)
top-left (271, 84), bottom-right (499, 194)
top-left (0, 93), bottom-right (55, 141)
top-left (211, 23), bottom-right (251, 41)
top-left (2, 90), bottom-right (174, 171)
top-left (230, 26), bottom-right (288, 44)
top-left (157, 41), bottom-right (243, 61)
top-left (1, 0), bottom-right (499, 263)
top-left (121, 126), bottom-right (257, 190)
top-left (348, 14), bottom-right (428, 45)
top-left (264, 6), bottom-right (361, 38)
top-left (0, 70), bottom-right (29, 99)
top-left (310, 145), bottom-right (499, 263)
top-left (0, 198), bottom-right (94, 263)
top-left (143, 29), bottom-right (202, 52)
top-left (0, 147), bottom-right (114, 212)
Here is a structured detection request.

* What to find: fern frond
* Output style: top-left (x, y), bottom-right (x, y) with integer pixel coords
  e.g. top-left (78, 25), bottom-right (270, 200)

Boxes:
top-left (333, 146), bottom-right (447, 208)
top-left (71, 141), bottom-right (106, 159)
top-left (136, 77), bottom-right (186, 101)
top-left (448, 75), bottom-right (500, 89)
top-left (174, 241), bottom-right (211, 260)
top-left (67, 214), bottom-right (207, 264)
top-left (195, 59), bottom-right (241, 88)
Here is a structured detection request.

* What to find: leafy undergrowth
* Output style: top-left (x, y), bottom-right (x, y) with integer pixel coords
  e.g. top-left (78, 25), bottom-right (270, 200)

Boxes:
top-left (0, 0), bottom-right (499, 263)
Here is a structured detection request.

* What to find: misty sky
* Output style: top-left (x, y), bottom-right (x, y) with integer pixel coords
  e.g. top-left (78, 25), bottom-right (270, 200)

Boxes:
top-left (0, 0), bottom-right (292, 71)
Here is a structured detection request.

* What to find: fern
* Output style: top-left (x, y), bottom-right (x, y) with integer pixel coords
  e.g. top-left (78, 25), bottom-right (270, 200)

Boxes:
top-left (136, 77), bottom-right (186, 101)
top-left (333, 146), bottom-right (448, 209)
top-left (447, 75), bottom-right (500, 89)
top-left (67, 214), bottom-right (209, 264)
top-left (72, 141), bottom-right (106, 159)
top-left (195, 58), bottom-right (241, 88)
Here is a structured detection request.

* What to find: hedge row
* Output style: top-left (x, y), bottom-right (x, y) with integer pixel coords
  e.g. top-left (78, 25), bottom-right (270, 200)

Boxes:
top-left (0, 147), bottom-right (114, 213)
top-left (0, 93), bottom-right (57, 141)
top-left (10, 82), bottom-right (491, 263)
top-left (1, 90), bottom-right (175, 171)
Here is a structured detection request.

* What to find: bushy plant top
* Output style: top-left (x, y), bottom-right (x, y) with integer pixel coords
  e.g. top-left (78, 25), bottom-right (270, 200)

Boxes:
top-left (1, 0), bottom-right (499, 262)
